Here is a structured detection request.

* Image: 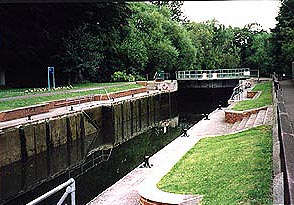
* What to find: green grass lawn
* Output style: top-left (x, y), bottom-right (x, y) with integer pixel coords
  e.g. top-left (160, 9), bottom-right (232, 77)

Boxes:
top-left (157, 125), bottom-right (272, 205)
top-left (233, 81), bottom-right (273, 111)
top-left (72, 82), bottom-right (130, 89)
top-left (0, 82), bottom-right (131, 98)
top-left (0, 84), bottom-right (142, 111)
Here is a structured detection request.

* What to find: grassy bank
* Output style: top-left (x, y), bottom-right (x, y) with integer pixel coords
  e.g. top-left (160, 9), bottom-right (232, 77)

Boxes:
top-left (0, 84), bottom-right (142, 111)
top-left (232, 81), bottom-right (272, 111)
top-left (157, 126), bottom-right (272, 205)
top-left (0, 82), bottom-right (131, 98)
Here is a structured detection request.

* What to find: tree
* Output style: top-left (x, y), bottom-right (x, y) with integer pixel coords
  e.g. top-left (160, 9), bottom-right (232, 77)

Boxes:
top-left (187, 20), bottom-right (241, 70)
top-left (247, 32), bottom-right (273, 76)
top-left (0, 2), bottom-right (131, 86)
top-left (57, 2), bottom-right (131, 83)
top-left (59, 24), bottom-right (104, 84)
top-left (121, 2), bottom-right (195, 77)
top-left (271, 0), bottom-right (294, 75)
top-left (150, 1), bottom-right (188, 23)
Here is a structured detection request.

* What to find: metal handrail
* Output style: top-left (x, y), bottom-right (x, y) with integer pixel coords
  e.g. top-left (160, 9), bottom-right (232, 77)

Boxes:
top-left (229, 82), bottom-right (244, 102)
top-left (26, 178), bottom-right (76, 205)
top-left (154, 72), bottom-right (170, 80)
top-left (176, 68), bottom-right (250, 80)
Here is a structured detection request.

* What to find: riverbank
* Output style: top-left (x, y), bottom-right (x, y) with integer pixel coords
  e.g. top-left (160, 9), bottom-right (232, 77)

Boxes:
top-left (88, 80), bottom-right (274, 205)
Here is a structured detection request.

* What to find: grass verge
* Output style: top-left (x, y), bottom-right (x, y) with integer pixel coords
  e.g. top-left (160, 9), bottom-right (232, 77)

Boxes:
top-left (0, 84), bottom-right (142, 111)
top-left (0, 82), bottom-right (131, 98)
top-left (157, 125), bottom-right (272, 205)
top-left (232, 81), bottom-right (272, 111)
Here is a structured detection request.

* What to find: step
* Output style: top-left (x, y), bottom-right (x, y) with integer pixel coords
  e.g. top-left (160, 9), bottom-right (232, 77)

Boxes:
top-left (231, 121), bottom-right (241, 132)
top-left (264, 106), bottom-right (274, 125)
top-left (254, 110), bottom-right (266, 127)
top-left (236, 117), bottom-right (249, 131)
top-left (245, 113), bottom-right (257, 129)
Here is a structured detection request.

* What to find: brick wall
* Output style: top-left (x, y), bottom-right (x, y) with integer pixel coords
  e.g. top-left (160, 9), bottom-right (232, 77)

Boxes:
top-left (0, 87), bottom-right (147, 123)
top-left (225, 106), bottom-right (268, 124)
top-left (139, 197), bottom-right (168, 205)
top-left (137, 81), bottom-right (148, 86)
top-left (0, 104), bottom-right (50, 122)
top-left (247, 91), bottom-right (258, 98)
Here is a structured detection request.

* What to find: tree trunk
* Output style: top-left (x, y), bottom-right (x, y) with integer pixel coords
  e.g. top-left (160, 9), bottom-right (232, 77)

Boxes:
top-left (78, 69), bottom-right (83, 82)
top-left (0, 69), bottom-right (6, 86)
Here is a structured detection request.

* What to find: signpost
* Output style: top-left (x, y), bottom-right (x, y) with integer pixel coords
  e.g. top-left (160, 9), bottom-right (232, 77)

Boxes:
top-left (48, 67), bottom-right (56, 90)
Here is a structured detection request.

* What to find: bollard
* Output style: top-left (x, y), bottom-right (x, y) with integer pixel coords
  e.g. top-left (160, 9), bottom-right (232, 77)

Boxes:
top-left (143, 155), bottom-right (152, 168)
top-left (218, 104), bottom-right (222, 110)
top-left (202, 113), bottom-right (210, 120)
top-left (181, 128), bottom-right (189, 137)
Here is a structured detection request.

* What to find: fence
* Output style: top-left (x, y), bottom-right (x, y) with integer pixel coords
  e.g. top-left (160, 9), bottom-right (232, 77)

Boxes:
top-left (176, 68), bottom-right (250, 80)
top-left (272, 73), bottom-right (294, 204)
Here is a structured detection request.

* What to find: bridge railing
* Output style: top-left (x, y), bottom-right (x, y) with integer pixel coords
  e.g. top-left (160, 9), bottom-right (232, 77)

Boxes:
top-left (176, 68), bottom-right (250, 80)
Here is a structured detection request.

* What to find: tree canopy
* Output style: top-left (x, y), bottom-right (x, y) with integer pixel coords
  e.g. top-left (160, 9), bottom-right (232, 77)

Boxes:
top-left (271, 0), bottom-right (294, 75)
top-left (1, 1), bottom-right (289, 87)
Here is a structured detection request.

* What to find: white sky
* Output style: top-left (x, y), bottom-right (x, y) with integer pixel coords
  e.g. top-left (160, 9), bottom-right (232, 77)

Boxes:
top-left (182, 1), bottom-right (282, 31)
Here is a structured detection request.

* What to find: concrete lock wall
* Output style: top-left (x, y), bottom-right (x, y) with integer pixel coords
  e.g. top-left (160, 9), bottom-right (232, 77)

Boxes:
top-left (112, 94), bottom-right (161, 147)
top-left (0, 92), bottom-right (177, 201)
top-left (178, 79), bottom-right (239, 89)
top-left (0, 92), bottom-right (174, 168)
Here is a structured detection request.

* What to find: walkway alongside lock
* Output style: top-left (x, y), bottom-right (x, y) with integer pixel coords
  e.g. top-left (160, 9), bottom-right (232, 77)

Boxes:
top-left (88, 95), bottom-right (273, 205)
top-left (275, 79), bottom-right (294, 204)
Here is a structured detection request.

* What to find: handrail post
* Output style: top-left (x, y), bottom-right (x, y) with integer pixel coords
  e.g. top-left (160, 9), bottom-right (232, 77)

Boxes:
top-left (71, 179), bottom-right (76, 205)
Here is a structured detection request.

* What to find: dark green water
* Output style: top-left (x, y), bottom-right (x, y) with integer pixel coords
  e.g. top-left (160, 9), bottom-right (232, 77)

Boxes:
top-left (0, 88), bottom-right (232, 205)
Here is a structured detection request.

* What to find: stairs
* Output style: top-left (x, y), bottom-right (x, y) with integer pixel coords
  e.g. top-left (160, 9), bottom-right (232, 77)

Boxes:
top-left (230, 106), bottom-right (272, 133)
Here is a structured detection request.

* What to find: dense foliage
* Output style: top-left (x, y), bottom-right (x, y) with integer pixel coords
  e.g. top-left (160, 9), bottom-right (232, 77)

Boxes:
top-left (271, 0), bottom-right (294, 76)
top-left (1, 1), bottom-right (289, 87)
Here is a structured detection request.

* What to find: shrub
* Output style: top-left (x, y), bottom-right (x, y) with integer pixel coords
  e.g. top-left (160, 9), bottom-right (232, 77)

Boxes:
top-left (111, 71), bottom-right (135, 82)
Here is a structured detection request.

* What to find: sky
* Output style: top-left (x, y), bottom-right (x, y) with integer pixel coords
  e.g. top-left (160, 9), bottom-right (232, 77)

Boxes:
top-left (182, 1), bottom-right (282, 31)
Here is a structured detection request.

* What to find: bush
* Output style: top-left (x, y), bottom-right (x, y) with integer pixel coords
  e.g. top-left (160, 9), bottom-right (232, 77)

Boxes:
top-left (111, 71), bottom-right (135, 82)
top-left (135, 74), bottom-right (146, 81)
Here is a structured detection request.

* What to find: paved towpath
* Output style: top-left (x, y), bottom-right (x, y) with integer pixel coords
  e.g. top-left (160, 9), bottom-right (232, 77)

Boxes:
top-left (0, 82), bottom-right (134, 102)
top-left (87, 107), bottom-right (243, 205)
top-left (279, 80), bottom-right (294, 129)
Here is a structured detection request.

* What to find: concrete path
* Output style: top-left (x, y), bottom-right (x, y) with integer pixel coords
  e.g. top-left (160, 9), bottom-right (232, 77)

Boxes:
top-left (0, 82), bottom-right (134, 102)
top-left (279, 80), bottom-right (294, 129)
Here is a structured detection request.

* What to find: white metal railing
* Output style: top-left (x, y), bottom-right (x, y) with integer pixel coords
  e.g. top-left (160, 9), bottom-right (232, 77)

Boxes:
top-left (154, 72), bottom-right (170, 80)
top-left (176, 68), bottom-right (250, 80)
top-left (26, 178), bottom-right (76, 205)
top-left (229, 83), bottom-right (244, 102)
